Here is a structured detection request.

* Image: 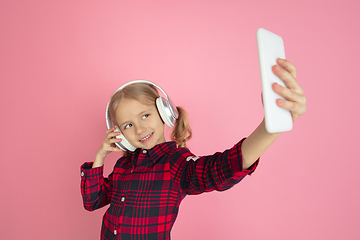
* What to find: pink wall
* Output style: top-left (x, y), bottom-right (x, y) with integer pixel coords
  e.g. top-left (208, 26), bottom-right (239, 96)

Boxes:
top-left (1, 0), bottom-right (359, 239)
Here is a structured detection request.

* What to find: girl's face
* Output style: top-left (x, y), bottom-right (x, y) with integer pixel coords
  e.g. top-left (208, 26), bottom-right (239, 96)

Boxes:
top-left (115, 98), bottom-right (166, 150)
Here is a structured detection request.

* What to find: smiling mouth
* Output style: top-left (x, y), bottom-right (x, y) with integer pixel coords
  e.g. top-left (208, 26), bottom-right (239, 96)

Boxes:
top-left (139, 133), bottom-right (153, 142)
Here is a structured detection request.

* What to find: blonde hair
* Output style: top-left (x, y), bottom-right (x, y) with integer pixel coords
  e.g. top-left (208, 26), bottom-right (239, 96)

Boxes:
top-left (108, 83), bottom-right (192, 153)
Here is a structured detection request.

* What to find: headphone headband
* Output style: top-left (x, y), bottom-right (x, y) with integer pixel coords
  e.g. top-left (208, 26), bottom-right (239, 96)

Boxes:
top-left (106, 80), bottom-right (178, 130)
top-left (115, 80), bottom-right (169, 100)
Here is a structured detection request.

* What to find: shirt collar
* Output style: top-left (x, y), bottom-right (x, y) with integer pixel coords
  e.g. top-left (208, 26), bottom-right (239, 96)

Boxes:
top-left (147, 141), bottom-right (177, 164)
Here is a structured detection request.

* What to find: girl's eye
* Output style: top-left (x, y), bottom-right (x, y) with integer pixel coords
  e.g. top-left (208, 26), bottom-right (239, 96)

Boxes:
top-left (124, 123), bottom-right (132, 129)
top-left (142, 114), bottom-right (149, 119)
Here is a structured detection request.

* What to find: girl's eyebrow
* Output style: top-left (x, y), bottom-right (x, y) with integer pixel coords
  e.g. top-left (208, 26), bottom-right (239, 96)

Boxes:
top-left (137, 110), bottom-right (150, 116)
top-left (136, 105), bottom-right (155, 116)
top-left (118, 108), bottom-right (153, 128)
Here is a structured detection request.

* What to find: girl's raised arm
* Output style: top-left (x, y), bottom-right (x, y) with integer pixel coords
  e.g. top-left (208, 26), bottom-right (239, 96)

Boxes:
top-left (241, 58), bottom-right (307, 169)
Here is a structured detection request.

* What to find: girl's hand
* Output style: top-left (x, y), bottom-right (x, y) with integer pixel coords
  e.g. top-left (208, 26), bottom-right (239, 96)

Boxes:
top-left (97, 127), bottom-right (123, 157)
top-left (271, 58), bottom-right (307, 122)
top-left (93, 128), bottom-right (123, 168)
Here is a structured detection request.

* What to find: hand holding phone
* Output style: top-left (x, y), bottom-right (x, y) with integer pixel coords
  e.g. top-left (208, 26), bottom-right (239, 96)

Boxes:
top-left (257, 28), bottom-right (293, 133)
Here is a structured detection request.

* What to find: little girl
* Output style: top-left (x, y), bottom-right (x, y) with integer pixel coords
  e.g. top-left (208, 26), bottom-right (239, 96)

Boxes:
top-left (81, 59), bottom-right (306, 240)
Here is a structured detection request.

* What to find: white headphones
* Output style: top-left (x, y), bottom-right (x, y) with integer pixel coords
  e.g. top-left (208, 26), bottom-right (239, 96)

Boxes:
top-left (105, 80), bottom-right (178, 152)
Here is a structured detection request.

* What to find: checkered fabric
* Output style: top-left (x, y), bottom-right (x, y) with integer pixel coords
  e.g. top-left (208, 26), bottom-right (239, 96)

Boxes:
top-left (81, 139), bottom-right (258, 240)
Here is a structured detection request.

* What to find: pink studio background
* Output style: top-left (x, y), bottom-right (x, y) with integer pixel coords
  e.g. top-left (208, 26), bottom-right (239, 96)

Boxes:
top-left (1, 0), bottom-right (359, 239)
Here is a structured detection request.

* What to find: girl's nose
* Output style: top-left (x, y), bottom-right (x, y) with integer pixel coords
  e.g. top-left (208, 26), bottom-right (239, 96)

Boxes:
top-left (136, 125), bottom-right (146, 135)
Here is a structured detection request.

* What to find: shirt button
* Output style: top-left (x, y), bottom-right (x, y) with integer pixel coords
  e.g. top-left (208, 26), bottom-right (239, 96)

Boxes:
top-left (121, 197), bottom-right (125, 202)
top-left (143, 150), bottom-right (147, 154)
top-left (114, 229), bottom-right (117, 235)
top-left (81, 172), bottom-right (84, 176)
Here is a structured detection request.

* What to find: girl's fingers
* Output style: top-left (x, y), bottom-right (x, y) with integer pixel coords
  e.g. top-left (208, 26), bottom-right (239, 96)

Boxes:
top-left (271, 59), bottom-right (307, 122)
top-left (104, 136), bottom-right (122, 151)
top-left (276, 98), bottom-right (296, 111)
top-left (277, 99), bottom-right (307, 121)
top-left (105, 129), bottom-right (120, 141)
top-left (273, 83), bottom-right (307, 113)
top-left (97, 128), bottom-right (124, 158)
top-left (272, 65), bottom-right (301, 94)
top-left (110, 146), bottom-right (122, 152)
top-left (272, 59), bottom-right (304, 96)
top-left (272, 82), bottom-right (306, 105)
top-left (103, 141), bottom-right (123, 153)
top-left (106, 127), bottom-right (115, 134)
top-left (108, 137), bottom-right (122, 145)
top-left (104, 129), bottom-right (123, 148)
top-left (277, 58), bottom-right (296, 79)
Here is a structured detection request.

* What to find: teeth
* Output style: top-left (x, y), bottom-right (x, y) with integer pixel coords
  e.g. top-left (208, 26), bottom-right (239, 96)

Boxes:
top-left (140, 133), bottom-right (152, 142)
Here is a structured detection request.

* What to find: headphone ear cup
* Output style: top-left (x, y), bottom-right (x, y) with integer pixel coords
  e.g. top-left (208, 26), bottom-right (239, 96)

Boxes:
top-left (114, 127), bottom-right (136, 152)
top-left (156, 97), bottom-right (175, 127)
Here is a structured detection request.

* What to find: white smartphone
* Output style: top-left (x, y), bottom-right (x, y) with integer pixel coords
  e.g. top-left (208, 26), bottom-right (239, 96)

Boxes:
top-left (257, 28), bottom-right (292, 133)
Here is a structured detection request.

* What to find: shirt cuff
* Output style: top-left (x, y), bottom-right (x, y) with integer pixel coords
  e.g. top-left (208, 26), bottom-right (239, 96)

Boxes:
top-left (229, 138), bottom-right (259, 176)
top-left (80, 162), bottom-right (104, 179)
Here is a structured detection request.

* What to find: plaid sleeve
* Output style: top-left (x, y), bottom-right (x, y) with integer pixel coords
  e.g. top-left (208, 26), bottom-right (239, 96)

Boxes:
top-left (80, 162), bottom-right (113, 211)
top-left (179, 138), bottom-right (259, 195)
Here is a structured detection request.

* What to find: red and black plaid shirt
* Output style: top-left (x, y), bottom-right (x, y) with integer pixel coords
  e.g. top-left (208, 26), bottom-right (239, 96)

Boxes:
top-left (80, 139), bottom-right (258, 240)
